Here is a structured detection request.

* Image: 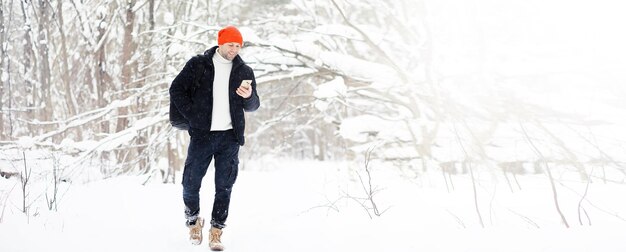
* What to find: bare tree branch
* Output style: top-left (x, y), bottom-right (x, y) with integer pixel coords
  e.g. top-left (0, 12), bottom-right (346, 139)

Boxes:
top-left (520, 122), bottom-right (570, 228)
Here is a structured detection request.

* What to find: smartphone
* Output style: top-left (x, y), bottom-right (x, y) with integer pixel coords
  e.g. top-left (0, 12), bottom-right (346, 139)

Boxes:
top-left (240, 80), bottom-right (252, 89)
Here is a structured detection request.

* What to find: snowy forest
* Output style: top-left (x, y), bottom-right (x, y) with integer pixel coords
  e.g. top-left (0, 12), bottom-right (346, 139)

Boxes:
top-left (1, 0), bottom-right (626, 251)
top-left (1, 0), bottom-right (436, 174)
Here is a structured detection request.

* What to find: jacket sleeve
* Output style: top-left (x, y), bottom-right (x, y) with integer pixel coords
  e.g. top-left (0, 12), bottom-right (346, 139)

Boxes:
top-left (243, 69), bottom-right (260, 112)
top-left (169, 58), bottom-right (197, 119)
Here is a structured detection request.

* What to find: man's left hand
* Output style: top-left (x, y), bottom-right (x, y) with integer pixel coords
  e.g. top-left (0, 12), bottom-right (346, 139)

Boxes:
top-left (236, 86), bottom-right (252, 98)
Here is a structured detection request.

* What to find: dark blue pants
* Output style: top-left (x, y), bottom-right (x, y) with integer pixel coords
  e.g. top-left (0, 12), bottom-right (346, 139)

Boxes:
top-left (182, 128), bottom-right (239, 229)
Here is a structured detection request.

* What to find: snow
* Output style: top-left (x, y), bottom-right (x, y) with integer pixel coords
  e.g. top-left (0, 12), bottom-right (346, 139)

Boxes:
top-left (339, 115), bottom-right (389, 142)
top-left (313, 76), bottom-right (346, 99)
top-left (163, 12), bottom-right (175, 26)
top-left (239, 27), bottom-right (261, 44)
top-left (319, 51), bottom-right (397, 85)
top-left (3, 0), bottom-right (626, 251)
top-left (1, 159), bottom-right (625, 252)
top-left (15, 136), bottom-right (36, 149)
top-left (312, 24), bottom-right (361, 40)
top-left (167, 37), bottom-right (188, 56)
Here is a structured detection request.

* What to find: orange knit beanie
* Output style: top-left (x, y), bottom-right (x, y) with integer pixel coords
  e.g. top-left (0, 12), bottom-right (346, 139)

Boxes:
top-left (217, 26), bottom-right (243, 46)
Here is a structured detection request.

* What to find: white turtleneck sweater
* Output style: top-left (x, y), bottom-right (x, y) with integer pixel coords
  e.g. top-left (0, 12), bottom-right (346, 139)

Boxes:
top-left (210, 49), bottom-right (233, 131)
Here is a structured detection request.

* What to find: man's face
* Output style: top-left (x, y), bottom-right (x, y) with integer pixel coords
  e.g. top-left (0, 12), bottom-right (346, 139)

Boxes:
top-left (218, 42), bottom-right (241, 61)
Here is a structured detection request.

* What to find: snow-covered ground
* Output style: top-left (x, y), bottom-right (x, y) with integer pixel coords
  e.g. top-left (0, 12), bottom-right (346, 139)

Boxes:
top-left (1, 158), bottom-right (625, 252)
top-left (2, 0), bottom-right (626, 251)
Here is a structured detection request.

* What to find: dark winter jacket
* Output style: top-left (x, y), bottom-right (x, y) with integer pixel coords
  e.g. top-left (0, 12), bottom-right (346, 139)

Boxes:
top-left (169, 46), bottom-right (260, 146)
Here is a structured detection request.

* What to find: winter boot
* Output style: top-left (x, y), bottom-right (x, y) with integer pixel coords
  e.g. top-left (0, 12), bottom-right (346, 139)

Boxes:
top-left (187, 217), bottom-right (204, 245)
top-left (209, 227), bottom-right (224, 251)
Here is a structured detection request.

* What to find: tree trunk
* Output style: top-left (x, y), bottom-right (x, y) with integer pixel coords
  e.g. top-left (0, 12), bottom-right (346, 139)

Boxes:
top-left (55, 0), bottom-right (81, 140)
top-left (114, 0), bottom-right (138, 171)
top-left (0, 0), bottom-right (5, 139)
top-left (134, 0), bottom-right (156, 172)
top-left (20, 0), bottom-right (36, 135)
top-left (116, 0), bottom-right (136, 133)
top-left (37, 0), bottom-right (52, 128)
top-left (166, 137), bottom-right (179, 184)
top-left (95, 9), bottom-right (110, 134)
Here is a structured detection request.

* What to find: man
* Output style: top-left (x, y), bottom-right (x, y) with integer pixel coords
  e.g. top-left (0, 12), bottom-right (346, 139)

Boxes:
top-left (169, 25), bottom-right (260, 251)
